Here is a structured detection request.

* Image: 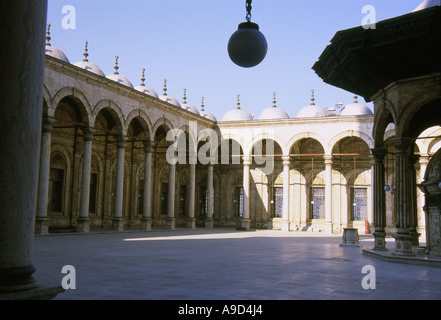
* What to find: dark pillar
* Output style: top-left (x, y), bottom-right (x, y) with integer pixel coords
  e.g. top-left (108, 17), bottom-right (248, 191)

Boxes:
top-left (371, 147), bottom-right (387, 250)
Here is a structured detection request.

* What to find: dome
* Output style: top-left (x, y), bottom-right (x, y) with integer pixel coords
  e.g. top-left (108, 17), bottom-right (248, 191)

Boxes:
top-left (200, 98), bottom-right (217, 121)
top-left (340, 96), bottom-right (373, 116)
top-left (134, 68), bottom-right (158, 98)
top-left (258, 93), bottom-right (290, 120)
top-left (414, 0), bottom-right (440, 11)
top-left (158, 79), bottom-right (181, 107)
top-left (73, 42), bottom-right (105, 77)
top-left (221, 95), bottom-right (254, 122)
top-left (181, 89), bottom-right (200, 115)
top-left (106, 56), bottom-right (134, 88)
top-left (297, 90), bottom-right (328, 118)
top-left (45, 24), bottom-right (70, 63)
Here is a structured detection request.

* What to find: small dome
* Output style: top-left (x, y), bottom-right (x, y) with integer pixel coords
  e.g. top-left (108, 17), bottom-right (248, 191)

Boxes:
top-left (297, 90), bottom-right (328, 118)
top-left (200, 97), bottom-right (217, 121)
top-left (222, 95), bottom-right (254, 122)
top-left (134, 69), bottom-right (158, 98)
top-left (180, 89), bottom-right (200, 115)
top-left (414, 0), bottom-right (440, 11)
top-left (258, 93), bottom-right (290, 120)
top-left (158, 79), bottom-right (181, 107)
top-left (340, 96), bottom-right (373, 116)
top-left (45, 24), bottom-right (70, 63)
top-left (73, 42), bottom-right (105, 77)
top-left (106, 56), bottom-right (134, 88)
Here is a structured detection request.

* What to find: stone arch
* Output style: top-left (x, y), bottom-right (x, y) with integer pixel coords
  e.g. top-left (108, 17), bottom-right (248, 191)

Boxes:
top-left (126, 109), bottom-right (153, 142)
top-left (287, 132), bottom-right (328, 155)
top-left (51, 87), bottom-right (92, 126)
top-left (329, 130), bottom-right (374, 152)
top-left (92, 100), bottom-right (125, 136)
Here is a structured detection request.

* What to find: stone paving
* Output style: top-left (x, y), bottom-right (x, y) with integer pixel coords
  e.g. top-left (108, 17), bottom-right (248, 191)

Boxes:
top-left (31, 229), bottom-right (441, 300)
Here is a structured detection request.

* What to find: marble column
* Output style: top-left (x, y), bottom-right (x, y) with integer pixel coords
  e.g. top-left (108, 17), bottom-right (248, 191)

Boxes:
top-left (77, 129), bottom-right (94, 232)
top-left (241, 156), bottom-right (251, 230)
top-left (35, 119), bottom-right (54, 235)
top-left (141, 142), bottom-right (153, 231)
top-left (205, 164), bottom-right (214, 228)
top-left (0, 0), bottom-right (63, 299)
top-left (324, 155), bottom-right (333, 233)
top-left (282, 156), bottom-right (291, 231)
top-left (419, 154), bottom-right (429, 238)
top-left (390, 137), bottom-right (414, 255)
top-left (167, 162), bottom-right (176, 230)
top-left (112, 137), bottom-right (126, 231)
top-left (371, 147), bottom-right (387, 250)
top-left (187, 163), bottom-right (196, 229)
top-left (408, 153), bottom-right (420, 246)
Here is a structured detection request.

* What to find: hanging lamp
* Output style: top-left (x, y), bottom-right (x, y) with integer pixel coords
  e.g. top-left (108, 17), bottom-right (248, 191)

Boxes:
top-left (228, 0), bottom-right (268, 68)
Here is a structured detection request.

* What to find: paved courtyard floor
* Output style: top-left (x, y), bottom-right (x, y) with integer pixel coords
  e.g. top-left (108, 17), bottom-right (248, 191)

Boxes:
top-left (32, 229), bottom-right (441, 300)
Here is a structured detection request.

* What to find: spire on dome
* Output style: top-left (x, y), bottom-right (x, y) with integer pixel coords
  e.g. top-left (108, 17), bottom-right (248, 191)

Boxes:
top-left (201, 97), bottom-right (205, 111)
top-left (113, 56), bottom-right (119, 74)
top-left (140, 68), bottom-right (146, 86)
top-left (311, 90), bottom-right (316, 105)
top-left (163, 79), bottom-right (168, 96)
top-left (83, 41), bottom-right (89, 62)
top-left (272, 92), bottom-right (277, 108)
top-left (353, 95), bottom-right (359, 103)
top-left (46, 24), bottom-right (51, 46)
top-left (183, 88), bottom-right (187, 104)
top-left (236, 94), bottom-right (241, 109)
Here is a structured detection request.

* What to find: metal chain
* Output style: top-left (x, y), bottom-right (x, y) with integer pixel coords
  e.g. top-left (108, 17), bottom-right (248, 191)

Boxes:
top-left (246, 0), bottom-right (252, 22)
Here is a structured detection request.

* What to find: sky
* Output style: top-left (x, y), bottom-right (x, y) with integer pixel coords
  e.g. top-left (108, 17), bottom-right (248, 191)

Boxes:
top-left (46, 0), bottom-right (423, 121)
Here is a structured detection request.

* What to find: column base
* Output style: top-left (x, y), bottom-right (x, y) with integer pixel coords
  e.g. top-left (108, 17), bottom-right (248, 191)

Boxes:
top-left (141, 218), bottom-right (152, 231)
top-left (323, 222), bottom-right (333, 234)
top-left (372, 231), bottom-right (387, 251)
top-left (340, 228), bottom-right (362, 247)
top-left (392, 233), bottom-right (415, 256)
top-left (238, 219), bottom-right (250, 231)
top-left (166, 218), bottom-right (175, 230)
top-left (0, 284), bottom-right (64, 300)
top-left (187, 218), bottom-right (196, 229)
top-left (34, 217), bottom-right (50, 235)
top-left (76, 218), bottom-right (91, 233)
top-left (280, 220), bottom-right (290, 231)
top-left (409, 229), bottom-right (420, 247)
top-left (204, 218), bottom-right (214, 229)
top-left (0, 265), bottom-right (38, 294)
top-left (112, 218), bottom-right (125, 232)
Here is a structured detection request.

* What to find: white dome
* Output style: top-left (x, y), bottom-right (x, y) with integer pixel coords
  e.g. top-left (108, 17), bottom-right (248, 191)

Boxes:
top-left (135, 85), bottom-right (159, 98)
top-left (106, 56), bottom-right (134, 88)
top-left (199, 97), bottom-right (217, 121)
top-left (158, 79), bottom-right (181, 107)
top-left (340, 97), bottom-right (373, 116)
top-left (182, 103), bottom-right (201, 116)
top-left (258, 93), bottom-right (289, 120)
top-left (44, 25), bottom-right (69, 63)
top-left (73, 41), bottom-right (105, 77)
top-left (414, 0), bottom-right (440, 11)
top-left (222, 95), bottom-right (253, 122)
top-left (297, 91), bottom-right (328, 118)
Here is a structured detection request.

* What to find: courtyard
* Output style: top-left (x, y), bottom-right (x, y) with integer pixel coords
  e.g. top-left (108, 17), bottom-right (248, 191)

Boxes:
top-left (32, 229), bottom-right (441, 300)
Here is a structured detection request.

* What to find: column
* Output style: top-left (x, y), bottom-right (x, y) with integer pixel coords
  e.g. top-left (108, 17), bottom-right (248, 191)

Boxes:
top-left (77, 129), bottom-right (94, 232)
top-left (35, 119), bottom-right (54, 235)
top-left (324, 155), bottom-right (333, 233)
top-left (390, 137), bottom-right (414, 255)
top-left (166, 162), bottom-right (176, 230)
top-left (205, 164), bottom-right (214, 228)
top-left (241, 156), bottom-right (251, 230)
top-left (282, 156), bottom-right (291, 231)
top-left (141, 142), bottom-right (154, 231)
top-left (408, 153), bottom-right (419, 246)
top-left (371, 147), bottom-right (387, 250)
top-left (0, 0), bottom-right (63, 299)
top-left (112, 137), bottom-right (125, 231)
top-left (419, 154), bottom-right (429, 238)
top-left (187, 163), bottom-right (196, 229)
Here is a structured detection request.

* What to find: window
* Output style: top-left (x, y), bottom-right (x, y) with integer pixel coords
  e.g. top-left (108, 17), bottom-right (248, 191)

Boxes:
top-left (160, 182), bottom-right (168, 215)
top-left (49, 168), bottom-right (64, 212)
top-left (234, 187), bottom-right (244, 217)
top-left (310, 187), bottom-right (325, 219)
top-left (352, 188), bottom-right (368, 221)
top-left (273, 187), bottom-right (283, 218)
top-left (200, 186), bottom-right (207, 216)
top-left (89, 173), bottom-right (98, 213)
top-left (179, 185), bottom-right (187, 216)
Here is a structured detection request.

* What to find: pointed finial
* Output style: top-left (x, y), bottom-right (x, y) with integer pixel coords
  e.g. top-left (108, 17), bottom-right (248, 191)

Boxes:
top-left (201, 97), bottom-right (205, 111)
top-left (272, 92), bottom-right (277, 108)
top-left (113, 56), bottom-right (119, 74)
top-left (353, 95), bottom-right (359, 103)
top-left (163, 79), bottom-right (168, 96)
top-left (82, 41), bottom-right (89, 62)
top-left (46, 24), bottom-right (51, 46)
top-left (183, 88), bottom-right (187, 104)
top-left (236, 94), bottom-right (241, 109)
top-left (140, 68), bottom-right (146, 86)
top-left (311, 89), bottom-right (316, 105)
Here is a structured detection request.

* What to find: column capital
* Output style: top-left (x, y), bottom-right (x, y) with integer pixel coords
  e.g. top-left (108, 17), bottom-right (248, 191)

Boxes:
top-left (41, 118), bottom-right (54, 133)
top-left (389, 137), bottom-right (415, 153)
top-left (116, 136), bottom-right (126, 149)
top-left (282, 156), bottom-right (291, 166)
top-left (324, 155), bottom-right (333, 164)
top-left (243, 156), bottom-right (252, 165)
top-left (143, 141), bottom-right (155, 153)
top-left (82, 128), bottom-right (94, 142)
top-left (371, 146), bottom-right (387, 160)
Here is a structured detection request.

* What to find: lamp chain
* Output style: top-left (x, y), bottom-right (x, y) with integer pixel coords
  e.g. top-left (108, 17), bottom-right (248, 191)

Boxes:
top-left (246, 0), bottom-right (252, 22)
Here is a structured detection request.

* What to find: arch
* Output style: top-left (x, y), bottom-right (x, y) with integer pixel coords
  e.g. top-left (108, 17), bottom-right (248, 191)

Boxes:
top-left (246, 132), bottom-right (287, 157)
top-left (218, 132), bottom-right (246, 155)
top-left (92, 100), bottom-right (125, 135)
top-left (126, 109), bottom-right (153, 142)
top-left (329, 130), bottom-right (374, 152)
top-left (50, 87), bottom-right (92, 125)
top-left (287, 132), bottom-right (328, 155)
top-left (373, 104), bottom-right (396, 148)
top-left (42, 84), bottom-right (52, 115)
top-left (152, 117), bottom-right (175, 140)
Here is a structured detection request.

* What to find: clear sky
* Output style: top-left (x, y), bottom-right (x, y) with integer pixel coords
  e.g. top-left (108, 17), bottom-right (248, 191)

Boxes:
top-left (46, 0), bottom-right (423, 121)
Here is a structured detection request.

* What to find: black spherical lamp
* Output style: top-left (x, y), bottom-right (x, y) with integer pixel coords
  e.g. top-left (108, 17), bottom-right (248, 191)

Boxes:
top-left (228, 0), bottom-right (268, 68)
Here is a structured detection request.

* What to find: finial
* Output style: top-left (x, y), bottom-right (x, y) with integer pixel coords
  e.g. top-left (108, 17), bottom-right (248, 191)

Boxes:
top-left (201, 97), bottom-right (205, 111)
top-left (353, 95), bottom-right (359, 103)
top-left (272, 92), bottom-right (277, 108)
top-left (183, 88), bottom-right (187, 104)
top-left (236, 94), bottom-right (241, 109)
top-left (140, 68), bottom-right (145, 86)
top-left (113, 56), bottom-right (119, 74)
top-left (311, 90), bottom-right (316, 105)
top-left (163, 79), bottom-right (168, 96)
top-left (46, 24), bottom-right (51, 46)
top-left (82, 41), bottom-right (89, 62)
